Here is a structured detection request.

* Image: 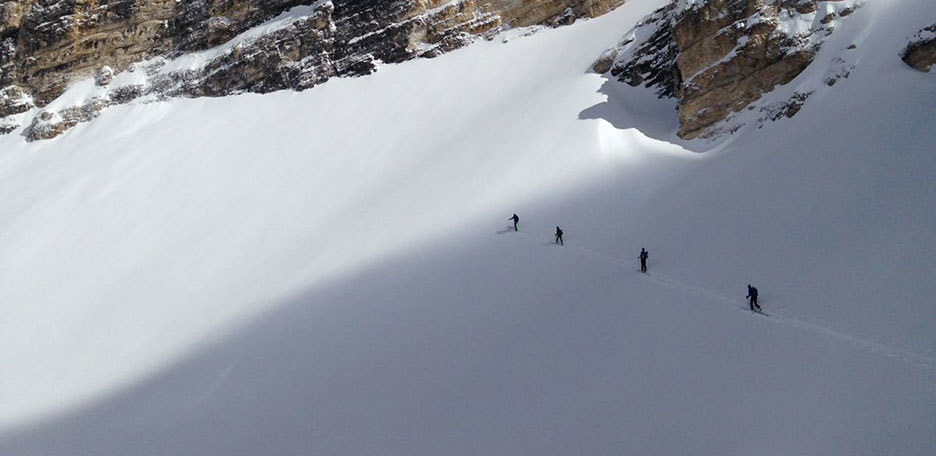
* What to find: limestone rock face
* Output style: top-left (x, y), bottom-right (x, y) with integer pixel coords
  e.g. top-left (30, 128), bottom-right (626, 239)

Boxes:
top-left (595, 0), bottom-right (860, 139)
top-left (0, 84), bottom-right (32, 133)
top-left (902, 24), bottom-right (936, 72)
top-left (0, 84), bottom-right (31, 115)
top-left (11, 0), bottom-right (179, 104)
top-left (1, 0), bottom-right (626, 140)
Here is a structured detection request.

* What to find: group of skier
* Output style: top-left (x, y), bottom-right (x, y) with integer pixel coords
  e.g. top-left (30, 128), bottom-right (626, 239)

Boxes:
top-left (511, 214), bottom-right (564, 246)
top-left (508, 213), bottom-right (763, 314)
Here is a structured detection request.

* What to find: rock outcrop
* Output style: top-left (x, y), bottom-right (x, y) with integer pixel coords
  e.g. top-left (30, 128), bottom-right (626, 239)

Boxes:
top-left (902, 24), bottom-right (936, 72)
top-left (594, 0), bottom-right (860, 139)
top-left (1, 0), bottom-right (625, 140)
top-left (0, 84), bottom-right (32, 133)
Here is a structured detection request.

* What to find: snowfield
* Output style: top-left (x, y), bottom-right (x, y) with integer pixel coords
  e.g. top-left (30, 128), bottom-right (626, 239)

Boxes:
top-left (1, 0), bottom-right (934, 454)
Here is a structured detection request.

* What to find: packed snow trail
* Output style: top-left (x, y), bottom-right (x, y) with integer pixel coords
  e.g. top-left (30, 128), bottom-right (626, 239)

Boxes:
top-left (503, 226), bottom-right (936, 370)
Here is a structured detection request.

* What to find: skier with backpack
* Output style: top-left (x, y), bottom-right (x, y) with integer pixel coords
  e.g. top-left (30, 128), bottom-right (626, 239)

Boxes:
top-left (638, 248), bottom-right (649, 273)
top-left (555, 226), bottom-right (564, 246)
top-left (509, 213), bottom-right (519, 231)
top-left (746, 284), bottom-right (761, 312)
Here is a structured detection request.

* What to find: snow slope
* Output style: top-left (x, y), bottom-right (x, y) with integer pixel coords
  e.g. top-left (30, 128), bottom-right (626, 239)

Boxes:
top-left (1, 0), bottom-right (934, 454)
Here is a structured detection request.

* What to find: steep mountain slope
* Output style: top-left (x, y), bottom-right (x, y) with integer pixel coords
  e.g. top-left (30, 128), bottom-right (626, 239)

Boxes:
top-left (0, 0), bottom-right (934, 454)
top-left (0, 0), bottom-right (625, 138)
top-left (595, 0), bottom-right (866, 139)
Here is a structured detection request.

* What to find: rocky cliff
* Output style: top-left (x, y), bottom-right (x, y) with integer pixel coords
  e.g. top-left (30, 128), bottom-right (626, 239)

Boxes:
top-left (1, 0), bottom-right (625, 140)
top-left (594, 0), bottom-right (861, 139)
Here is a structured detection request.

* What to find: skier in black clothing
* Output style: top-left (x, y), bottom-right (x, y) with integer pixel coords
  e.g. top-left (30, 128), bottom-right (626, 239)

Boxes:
top-left (746, 284), bottom-right (761, 312)
top-left (555, 226), bottom-right (564, 246)
top-left (509, 213), bottom-right (519, 231)
top-left (638, 248), bottom-right (649, 273)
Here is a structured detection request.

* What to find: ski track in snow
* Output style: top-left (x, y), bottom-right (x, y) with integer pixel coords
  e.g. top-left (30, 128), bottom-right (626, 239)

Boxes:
top-left (503, 228), bottom-right (936, 371)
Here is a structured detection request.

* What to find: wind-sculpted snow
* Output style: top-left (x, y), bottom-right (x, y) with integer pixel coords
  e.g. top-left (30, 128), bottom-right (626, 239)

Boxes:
top-left (0, 0), bottom-right (935, 454)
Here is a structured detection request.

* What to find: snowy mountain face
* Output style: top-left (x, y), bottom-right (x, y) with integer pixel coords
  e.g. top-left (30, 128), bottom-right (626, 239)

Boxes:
top-left (2, 0), bottom-right (930, 141)
top-left (595, 0), bottom-right (870, 139)
top-left (1, 0), bottom-right (935, 454)
top-left (0, 0), bottom-right (625, 139)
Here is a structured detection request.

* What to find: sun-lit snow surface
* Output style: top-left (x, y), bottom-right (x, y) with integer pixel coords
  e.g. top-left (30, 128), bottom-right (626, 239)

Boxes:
top-left (1, 0), bottom-right (935, 453)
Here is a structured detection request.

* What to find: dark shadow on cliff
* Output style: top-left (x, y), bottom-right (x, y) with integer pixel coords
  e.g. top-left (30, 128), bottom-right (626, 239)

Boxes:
top-left (578, 75), bottom-right (708, 153)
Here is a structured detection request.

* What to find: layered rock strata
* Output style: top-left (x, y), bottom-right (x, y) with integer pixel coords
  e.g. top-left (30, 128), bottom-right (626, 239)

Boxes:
top-left (595, 0), bottom-right (860, 139)
top-left (1, 0), bottom-right (625, 140)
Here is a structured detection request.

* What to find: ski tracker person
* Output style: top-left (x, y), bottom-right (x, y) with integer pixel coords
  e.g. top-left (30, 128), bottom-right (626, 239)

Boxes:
top-left (494, 219), bottom-right (763, 317)
top-left (746, 284), bottom-right (761, 312)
